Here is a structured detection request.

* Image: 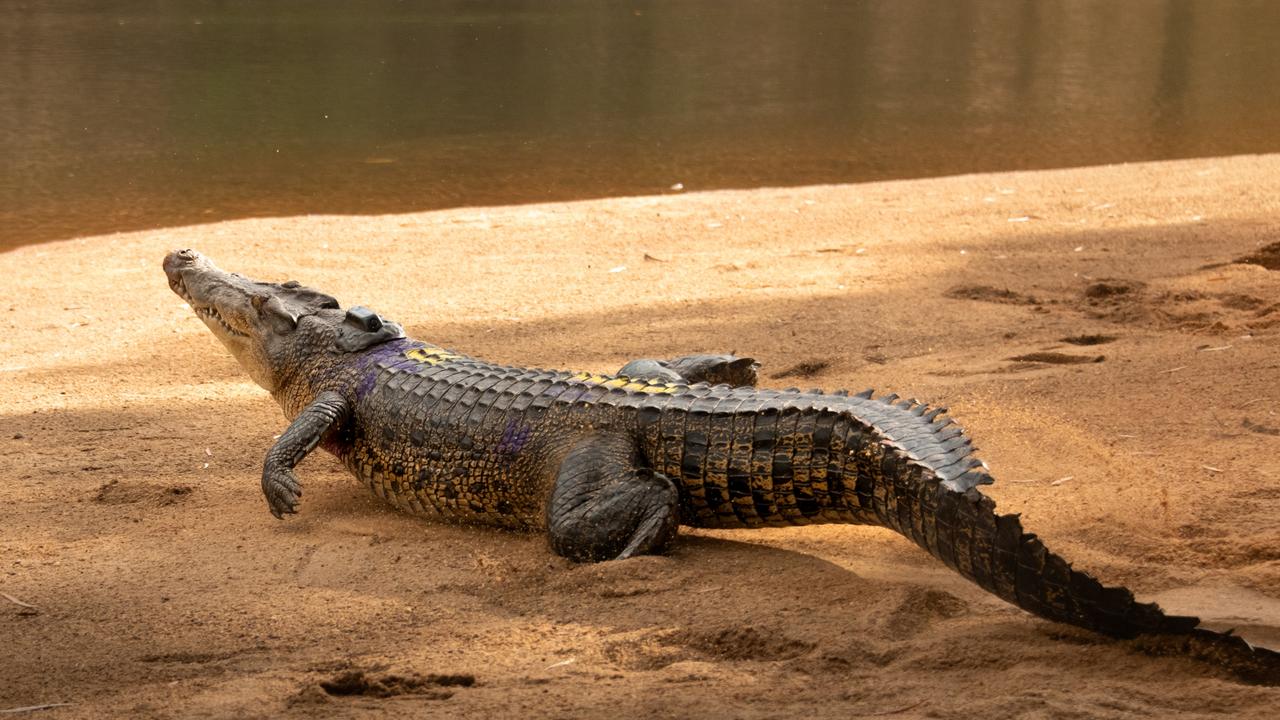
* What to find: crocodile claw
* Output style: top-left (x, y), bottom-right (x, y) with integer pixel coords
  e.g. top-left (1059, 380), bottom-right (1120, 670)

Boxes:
top-left (262, 466), bottom-right (303, 518)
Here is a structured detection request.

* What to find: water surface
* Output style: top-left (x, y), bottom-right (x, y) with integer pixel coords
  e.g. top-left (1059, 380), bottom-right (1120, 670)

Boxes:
top-left (3, 0), bottom-right (1279, 247)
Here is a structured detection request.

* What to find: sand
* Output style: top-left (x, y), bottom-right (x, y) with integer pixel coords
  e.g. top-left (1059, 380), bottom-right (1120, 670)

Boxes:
top-left (2, 155), bottom-right (1279, 718)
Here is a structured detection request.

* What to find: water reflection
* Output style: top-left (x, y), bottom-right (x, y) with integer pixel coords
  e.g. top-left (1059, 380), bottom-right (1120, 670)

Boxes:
top-left (2, 1), bottom-right (1278, 247)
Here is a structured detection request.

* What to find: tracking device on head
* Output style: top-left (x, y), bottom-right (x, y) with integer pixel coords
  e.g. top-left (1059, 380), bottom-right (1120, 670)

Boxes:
top-left (337, 306), bottom-right (404, 352)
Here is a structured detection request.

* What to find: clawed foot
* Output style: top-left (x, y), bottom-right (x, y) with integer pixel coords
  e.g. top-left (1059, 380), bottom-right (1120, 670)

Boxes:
top-left (262, 465), bottom-right (303, 518)
top-left (664, 354), bottom-right (758, 386)
top-left (618, 354), bottom-right (759, 387)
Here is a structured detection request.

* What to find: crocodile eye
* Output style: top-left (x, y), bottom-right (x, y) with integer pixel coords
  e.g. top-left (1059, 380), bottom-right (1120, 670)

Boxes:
top-left (282, 280), bottom-right (301, 289)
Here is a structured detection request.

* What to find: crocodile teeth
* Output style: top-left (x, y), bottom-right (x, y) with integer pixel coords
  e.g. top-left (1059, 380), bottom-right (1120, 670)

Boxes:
top-left (196, 306), bottom-right (247, 337)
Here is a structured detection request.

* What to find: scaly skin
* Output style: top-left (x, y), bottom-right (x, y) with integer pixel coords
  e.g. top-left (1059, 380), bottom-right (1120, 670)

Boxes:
top-left (163, 249), bottom-right (1280, 684)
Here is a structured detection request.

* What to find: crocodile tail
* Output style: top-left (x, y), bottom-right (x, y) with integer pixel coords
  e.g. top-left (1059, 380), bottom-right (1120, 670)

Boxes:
top-left (930, 477), bottom-right (1280, 683)
top-left (925, 477), bottom-right (1196, 637)
top-left (850, 393), bottom-right (1280, 684)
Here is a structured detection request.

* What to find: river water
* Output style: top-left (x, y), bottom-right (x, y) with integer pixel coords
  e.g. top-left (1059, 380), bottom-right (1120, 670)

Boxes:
top-left (3, 1), bottom-right (1278, 247)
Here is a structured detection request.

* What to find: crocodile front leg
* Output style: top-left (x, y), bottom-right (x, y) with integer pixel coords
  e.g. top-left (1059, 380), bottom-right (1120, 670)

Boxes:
top-left (618, 354), bottom-right (759, 387)
top-left (262, 391), bottom-right (350, 518)
top-left (547, 432), bottom-right (679, 562)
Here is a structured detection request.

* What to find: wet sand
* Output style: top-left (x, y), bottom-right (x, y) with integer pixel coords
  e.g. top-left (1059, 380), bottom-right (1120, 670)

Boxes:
top-left (2, 155), bottom-right (1279, 718)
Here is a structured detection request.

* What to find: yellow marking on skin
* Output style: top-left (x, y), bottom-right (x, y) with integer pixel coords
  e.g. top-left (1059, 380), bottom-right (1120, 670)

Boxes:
top-left (633, 381), bottom-right (678, 394)
top-left (406, 347), bottom-right (463, 365)
top-left (569, 371), bottom-right (678, 394)
top-left (404, 356), bottom-right (680, 394)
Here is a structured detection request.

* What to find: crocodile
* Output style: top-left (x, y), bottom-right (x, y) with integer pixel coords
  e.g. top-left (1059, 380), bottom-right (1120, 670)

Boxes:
top-left (163, 249), bottom-right (1279, 683)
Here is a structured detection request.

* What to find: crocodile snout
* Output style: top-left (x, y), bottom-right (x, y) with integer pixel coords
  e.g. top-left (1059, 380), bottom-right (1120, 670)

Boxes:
top-left (163, 248), bottom-right (201, 279)
top-left (163, 250), bottom-right (190, 297)
top-left (163, 249), bottom-right (221, 298)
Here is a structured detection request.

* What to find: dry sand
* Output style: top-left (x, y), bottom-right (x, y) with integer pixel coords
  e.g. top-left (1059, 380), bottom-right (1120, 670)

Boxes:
top-left (2, 155), bottom-right (1280, 718)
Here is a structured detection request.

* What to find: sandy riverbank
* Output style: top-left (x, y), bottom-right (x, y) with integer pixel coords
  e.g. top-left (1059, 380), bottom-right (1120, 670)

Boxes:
top-left (2, 155), bottom-right (1279, 718)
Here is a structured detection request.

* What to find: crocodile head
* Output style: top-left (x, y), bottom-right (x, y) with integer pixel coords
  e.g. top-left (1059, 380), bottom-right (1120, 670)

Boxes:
top-left (163, 249), bottom-right (403, 393)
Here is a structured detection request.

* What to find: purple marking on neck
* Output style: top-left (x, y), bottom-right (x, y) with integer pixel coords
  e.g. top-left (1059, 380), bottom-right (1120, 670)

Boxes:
top-left (353, 338), bottom-right (425, 401)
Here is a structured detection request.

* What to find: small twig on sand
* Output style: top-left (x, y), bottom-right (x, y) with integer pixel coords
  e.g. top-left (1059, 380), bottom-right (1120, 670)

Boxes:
top-left (1199, 345), bottom-right (1233, 352)
top-left (1201, 465), bottom-right (1223, 473)
top-left (0, 592), bottom-right (36, 609)
top-left (1160, 366), bottom-right (1187, 374)
top-left (1051, 476), bottom-right (1074, 486)
top-left (0, 704), bottom-right (74, 715)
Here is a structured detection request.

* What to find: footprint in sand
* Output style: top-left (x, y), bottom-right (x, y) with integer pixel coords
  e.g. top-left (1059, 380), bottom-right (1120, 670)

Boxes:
top-left (1234, 241), bottom-right (1280, 271)
top-left (1006, 352), bottom-right (1105, 365)
top-left (296, 669), bottom-right (475, 704)
top-left (1060, 334), bottom-right (1117, 346)
top-left (943, 285), bottom-right (1041, 305)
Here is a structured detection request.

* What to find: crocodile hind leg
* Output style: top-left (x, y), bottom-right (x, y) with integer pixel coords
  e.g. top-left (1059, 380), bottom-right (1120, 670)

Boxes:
top-left (618, 354), bottom-right (759, 387)
top-left (547, 433), bottom-right (679, 562)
